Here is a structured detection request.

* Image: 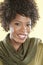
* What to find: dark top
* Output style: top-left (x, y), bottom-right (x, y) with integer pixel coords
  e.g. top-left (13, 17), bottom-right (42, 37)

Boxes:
top-left (0, 34), bottom-right (43, 65)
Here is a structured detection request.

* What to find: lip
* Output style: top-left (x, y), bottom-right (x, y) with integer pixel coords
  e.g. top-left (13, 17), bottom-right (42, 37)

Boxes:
top-left (17, 34), bottom-right (27, 40)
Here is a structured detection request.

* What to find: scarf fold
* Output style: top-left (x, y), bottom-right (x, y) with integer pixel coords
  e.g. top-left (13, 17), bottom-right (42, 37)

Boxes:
top-left (1, 34), bottom-right (37, 65)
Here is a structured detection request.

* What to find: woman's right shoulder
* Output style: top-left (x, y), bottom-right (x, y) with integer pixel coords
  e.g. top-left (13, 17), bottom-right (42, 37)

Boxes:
top-left (0, 41), bottom-right (4, 49)
top-left (0, 41), bottom-right (3, 49)
top-left (0, 41), bottom-right (4, 55)
top-left (0, 40), bottom-right (6, 57)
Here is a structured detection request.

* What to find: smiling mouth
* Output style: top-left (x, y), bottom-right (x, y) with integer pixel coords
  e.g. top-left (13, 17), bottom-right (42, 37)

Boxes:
top-left (18, 34), bottom-right (27, 40)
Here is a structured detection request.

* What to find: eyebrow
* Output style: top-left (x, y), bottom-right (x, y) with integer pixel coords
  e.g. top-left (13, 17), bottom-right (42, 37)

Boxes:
top-left (15, 20), bottom-right (31, 24)
top-left (14, 20), bottom-right (21, 22)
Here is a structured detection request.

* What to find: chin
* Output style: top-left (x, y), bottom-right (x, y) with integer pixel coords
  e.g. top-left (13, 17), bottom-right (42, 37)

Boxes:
top-left (16, 39), bottom-right (27, 44)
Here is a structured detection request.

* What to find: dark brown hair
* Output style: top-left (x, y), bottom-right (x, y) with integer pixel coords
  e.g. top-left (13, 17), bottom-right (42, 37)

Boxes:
top-left (0, 0), bottom-right (39, 31)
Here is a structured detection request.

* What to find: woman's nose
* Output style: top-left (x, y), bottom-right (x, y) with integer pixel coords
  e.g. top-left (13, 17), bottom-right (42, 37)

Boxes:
top-left (20, 25), bottom-right (27, 33)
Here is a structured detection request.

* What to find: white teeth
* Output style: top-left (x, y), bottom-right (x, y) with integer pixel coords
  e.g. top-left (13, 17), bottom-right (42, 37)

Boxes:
top-left (19, 35), bottom-right (25, 38)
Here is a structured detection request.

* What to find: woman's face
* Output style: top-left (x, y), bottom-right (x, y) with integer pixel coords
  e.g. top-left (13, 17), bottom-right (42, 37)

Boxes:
top-left (9, 14), bottom-right (31, 44)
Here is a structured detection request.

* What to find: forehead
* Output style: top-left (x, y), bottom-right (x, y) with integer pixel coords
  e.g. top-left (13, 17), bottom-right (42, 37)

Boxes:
top-left (12, 14), bottom-right (31, 23)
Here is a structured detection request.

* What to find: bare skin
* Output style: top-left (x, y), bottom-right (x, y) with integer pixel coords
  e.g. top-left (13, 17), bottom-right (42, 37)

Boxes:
top-left (9, 14), bottom-right (31, 51)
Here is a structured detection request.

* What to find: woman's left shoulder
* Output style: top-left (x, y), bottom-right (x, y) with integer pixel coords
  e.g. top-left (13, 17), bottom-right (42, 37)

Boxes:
top-left (30, 37), bottom-right (43, 48)
top-left (35, 37), bottom-right (43, 50)
top-left (35, 38), bottom-right (43, 48)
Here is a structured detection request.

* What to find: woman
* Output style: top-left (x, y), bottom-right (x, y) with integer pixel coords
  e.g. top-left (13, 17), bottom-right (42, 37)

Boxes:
top-left (0, 0), bottom-right (43, 65)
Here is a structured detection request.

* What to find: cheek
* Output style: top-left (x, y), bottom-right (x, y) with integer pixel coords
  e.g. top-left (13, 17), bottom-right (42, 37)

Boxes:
top-left (10, 27), bottom-right (14, 33)
top-left (10, 26), bottom-right (20, 35)
top-left (14, 26), bottom-right (22, 33)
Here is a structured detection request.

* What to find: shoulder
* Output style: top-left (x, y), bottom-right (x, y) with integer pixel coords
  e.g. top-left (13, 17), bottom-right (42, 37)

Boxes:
top-left (27, 37), bottom-right (43, 45)
top-left (30, 37), bottom-right (43, 45)
top-left (0, 40), bottom-right (3, 50)
top-left (0, 33), bottom-right (9, 50)
top-left (0, 41), bottom-right (4, 65)
top-left (30, 37), bottom-right (43, 57)
top-left (0, 40), bottom-right (4, 55)
top-left (0, 40), bottom-right (5, 48)
top-left (30, 37), bottom-right (43, 54)
top-left (28, 37), bottom-right (43, 50)
top-left (33, 38), bottom-right (43, 63)
top-left (0, 38), bottom-right (7, 57)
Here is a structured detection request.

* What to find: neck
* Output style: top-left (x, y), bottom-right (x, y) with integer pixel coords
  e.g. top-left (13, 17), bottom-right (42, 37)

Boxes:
top-left (10, 39), bottom-right (21, 51)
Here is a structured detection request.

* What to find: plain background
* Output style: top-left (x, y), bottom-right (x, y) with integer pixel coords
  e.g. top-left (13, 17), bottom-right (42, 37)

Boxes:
top-left (0, 0), bottom-right (43, 42)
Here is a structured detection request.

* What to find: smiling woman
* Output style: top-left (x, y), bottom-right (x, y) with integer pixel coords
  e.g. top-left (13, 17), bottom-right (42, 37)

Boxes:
top-left (0, 0), bottom-right (43, 65)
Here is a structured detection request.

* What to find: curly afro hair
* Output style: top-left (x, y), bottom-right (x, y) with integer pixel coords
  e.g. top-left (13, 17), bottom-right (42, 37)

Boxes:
top-left (0, 0), bottom-right (39, 31)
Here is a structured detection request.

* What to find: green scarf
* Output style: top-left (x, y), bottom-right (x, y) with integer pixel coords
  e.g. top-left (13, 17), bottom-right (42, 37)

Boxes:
top-left (0, 34), bottom-right (38, 65)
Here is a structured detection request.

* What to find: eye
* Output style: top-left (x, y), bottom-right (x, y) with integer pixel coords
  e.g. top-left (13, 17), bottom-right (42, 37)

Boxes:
top-left (14, 22), bottom-right (20, 26)
top-left (26, 23), bottom-right (31, 27)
